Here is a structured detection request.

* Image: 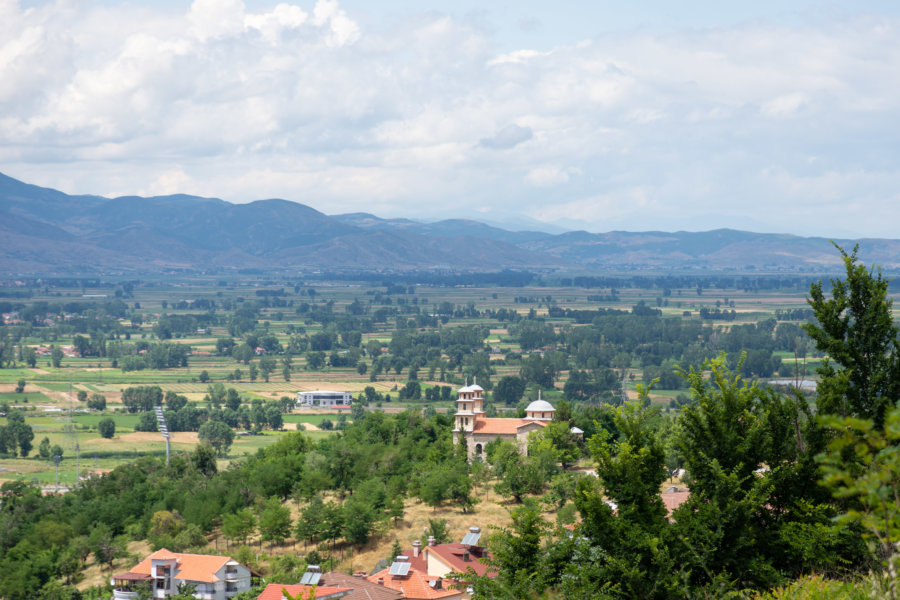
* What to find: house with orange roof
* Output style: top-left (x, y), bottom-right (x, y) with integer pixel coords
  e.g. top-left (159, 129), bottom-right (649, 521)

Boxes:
top-left (256, 583), bottom-right (352, 600)
top-left (112, 548), bottom-right (257, 600)
top-left (399, 527), bottom-right (496, 588)
top-left (451, 382), bottom-right (554, 460)
top-left (367, 556), bottom-right (463, 600)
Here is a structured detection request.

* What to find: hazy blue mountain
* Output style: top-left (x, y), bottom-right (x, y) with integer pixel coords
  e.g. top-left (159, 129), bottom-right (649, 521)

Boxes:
top-left (2, 171), bottom-right (899, 274)
top-left (0, 171), bottom-right (107, 224)
top-left (0, 173), bottom-right (556, 273)
top-left (333, 214), bottom-right (552, 243)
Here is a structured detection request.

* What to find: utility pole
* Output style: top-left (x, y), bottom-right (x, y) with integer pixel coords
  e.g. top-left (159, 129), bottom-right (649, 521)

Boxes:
top-left (53, 454), bottom-right (62, 490)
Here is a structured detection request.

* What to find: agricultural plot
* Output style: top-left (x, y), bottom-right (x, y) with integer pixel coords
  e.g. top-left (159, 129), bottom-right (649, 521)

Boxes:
top-left (3, 272), bottom-right (887, 487)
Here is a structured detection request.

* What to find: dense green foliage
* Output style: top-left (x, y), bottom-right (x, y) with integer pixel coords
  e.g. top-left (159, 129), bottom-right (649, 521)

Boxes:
top-left (0, 407), bottom-right (468, 600)
top-left (2, 252), bottom-right (899, 599)
top-left (466, 249), bottom-right (898, 599)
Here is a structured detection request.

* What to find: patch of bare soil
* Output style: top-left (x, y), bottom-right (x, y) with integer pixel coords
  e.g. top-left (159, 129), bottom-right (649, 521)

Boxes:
top-left (85, 431), bottom-right (201, 445)
top-left (77, 539), bottom-right (152, 590)
top-left (207, 484), bottom-right (526, 577)
top-left (284, 422), bottom-right (320, 431)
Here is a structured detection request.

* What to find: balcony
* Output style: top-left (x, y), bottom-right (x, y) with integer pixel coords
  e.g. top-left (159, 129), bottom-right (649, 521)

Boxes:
top-left (111, 573), bottom-right (152, 600)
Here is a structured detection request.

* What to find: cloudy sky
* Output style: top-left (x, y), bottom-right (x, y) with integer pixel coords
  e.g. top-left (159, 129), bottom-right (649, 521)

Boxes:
top-left (2, 0), bottom-right (899, 237)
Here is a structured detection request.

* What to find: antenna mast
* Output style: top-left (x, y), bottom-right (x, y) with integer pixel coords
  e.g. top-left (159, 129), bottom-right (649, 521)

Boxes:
top-left (154, 405), bottom-right (170, 465)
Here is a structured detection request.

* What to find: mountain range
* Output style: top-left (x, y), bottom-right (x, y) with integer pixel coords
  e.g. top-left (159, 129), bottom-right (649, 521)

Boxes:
top-left (1, 171), bottom-right (897, 274)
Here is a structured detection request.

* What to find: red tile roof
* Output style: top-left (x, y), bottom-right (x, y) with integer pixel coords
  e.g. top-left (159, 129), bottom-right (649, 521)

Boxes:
top-left (661, 491), bottom-right (690, 516)
top-left (367, 568), bottom-right (461, 600)
top-left (257, 584), bottom-right (352, 600)
top-left (112, 573), bottom-right (152, 581)
top-left (125, 549), bottom-right (237, 584)
top-left (472, 418), bottom-right (548, 435)
top-left (320, 572), bottom-right (403, 600)
top-left (422, 544), bottom-right (495, 578)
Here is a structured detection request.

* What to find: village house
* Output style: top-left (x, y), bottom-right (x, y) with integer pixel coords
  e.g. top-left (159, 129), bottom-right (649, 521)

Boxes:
top-left (361, 526), bottom-right (496, 599)
top-left (403, 527), bottom-right (494, 580)
top-left (112, 549), bottom-right (258, 600)
top-left (367, 556), bottom-right (462, 600)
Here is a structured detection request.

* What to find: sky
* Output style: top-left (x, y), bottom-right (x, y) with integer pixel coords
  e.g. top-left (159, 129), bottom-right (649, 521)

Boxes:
top-left (2, 1), bottom-right (900, 237)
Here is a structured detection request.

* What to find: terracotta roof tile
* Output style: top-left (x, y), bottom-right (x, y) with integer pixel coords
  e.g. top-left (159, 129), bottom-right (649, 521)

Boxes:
top-left (474, 418), bottom-right (546, 435)
top-left (367, 568), bottom-right (462, 600)
top-left (112, 573), bottom-right (152, 581)
top-left (661, 491), bottom-right (690, 516)
top-left (124, 549), bottom-right (237, 584)
top-left (423, 545), bottom-right (495, 578)
top-left (320, 572), bottom-right (403, 600)
top-left (257, 583), bottom-right (352, 600)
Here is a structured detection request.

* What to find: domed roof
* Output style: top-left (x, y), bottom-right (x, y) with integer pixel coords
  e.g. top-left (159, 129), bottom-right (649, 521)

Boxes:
top-left (469, 383), bottom-right (484, 392)
top-left (525, 399), bottom-right (555, 413)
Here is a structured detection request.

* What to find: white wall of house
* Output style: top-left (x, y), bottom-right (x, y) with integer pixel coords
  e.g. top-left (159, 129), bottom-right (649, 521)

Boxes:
top-left (425, 551), bottom-right (452, 577)
top-left (151, 558), bottom-right (179, 598)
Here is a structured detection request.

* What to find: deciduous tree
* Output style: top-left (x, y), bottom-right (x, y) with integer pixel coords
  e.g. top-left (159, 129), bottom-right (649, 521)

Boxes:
top-left (198, 420), bottom-right (234, 456)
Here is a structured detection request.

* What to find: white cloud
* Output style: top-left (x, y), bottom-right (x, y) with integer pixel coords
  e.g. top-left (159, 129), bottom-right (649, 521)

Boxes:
top-left (245, 4), bottom-right (309, 43)
top-left (1, 3), bottom-right (900, 237)
top-left (525, 165), bottom-right (580, 187)
top-left (761, 92), bottom-right (808, 117)
top-left (139, 168), bottom-right (195, 197)
top-left (312, 0), bottom-right (360, 46)
top-left (479, 124), bottom-right (533, 149)
top-left (189, 0), bottom-right (246, 40)
top-left (487, 49), bottom-right (549, 66)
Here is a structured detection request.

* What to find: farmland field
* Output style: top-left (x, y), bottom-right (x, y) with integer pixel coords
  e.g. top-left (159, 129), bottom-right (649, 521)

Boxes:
top-left (1, 271), bottom-right (884, 487)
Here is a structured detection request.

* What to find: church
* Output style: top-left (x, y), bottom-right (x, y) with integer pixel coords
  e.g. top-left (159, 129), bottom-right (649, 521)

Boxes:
top-left (451, 381), bottom-right (556, 460)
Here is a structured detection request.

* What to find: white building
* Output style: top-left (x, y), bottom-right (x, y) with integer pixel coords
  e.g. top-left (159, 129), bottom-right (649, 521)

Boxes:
top-left (296, 390), bottom-right (352, 409)
top-left (112, 549), bottom-right (255, 600)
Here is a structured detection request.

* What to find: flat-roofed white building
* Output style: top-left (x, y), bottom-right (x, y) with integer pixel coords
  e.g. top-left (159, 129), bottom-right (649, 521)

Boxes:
top-left (297, 390), bottom-right (352, 409)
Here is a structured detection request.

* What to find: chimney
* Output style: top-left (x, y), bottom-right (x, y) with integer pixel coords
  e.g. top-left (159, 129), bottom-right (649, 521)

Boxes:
top-left (412, 540), bottom-right (421, 558)
top-left (427, 535), bottom-right (436, 547)
top-left (463, 551), bottom-right (470, 562)
top-left (377, 578), bottom-right (384, 585)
